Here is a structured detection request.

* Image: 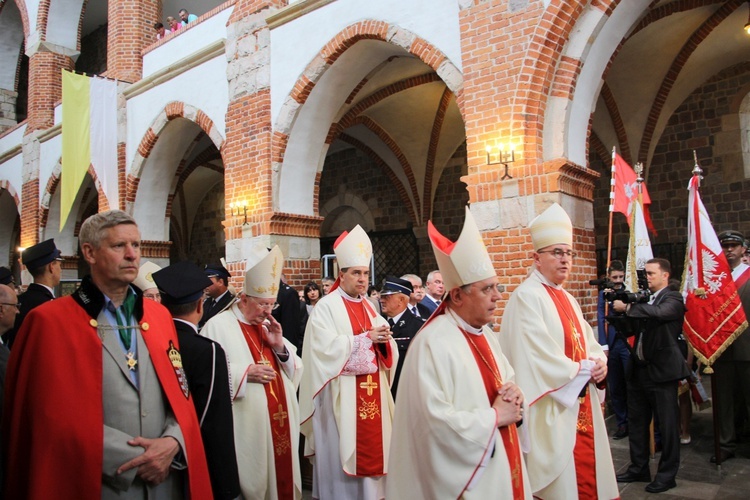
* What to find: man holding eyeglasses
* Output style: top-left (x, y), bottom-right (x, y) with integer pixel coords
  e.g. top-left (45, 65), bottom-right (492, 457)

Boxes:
top-left (499, 203), bottom-right (617, 499)
top-left (201, 245), bottom-right (303, 499)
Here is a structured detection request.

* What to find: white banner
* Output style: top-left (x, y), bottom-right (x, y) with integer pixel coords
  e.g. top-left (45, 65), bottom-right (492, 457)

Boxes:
top-left (89, 77), bottom-right (118, 209)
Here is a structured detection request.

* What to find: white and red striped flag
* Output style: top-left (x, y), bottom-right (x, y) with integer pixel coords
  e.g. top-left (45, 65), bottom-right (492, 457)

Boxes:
top-left (612, 153), bottom-right (657, 235)
top-left (681, 173), bottom-right (747, 368)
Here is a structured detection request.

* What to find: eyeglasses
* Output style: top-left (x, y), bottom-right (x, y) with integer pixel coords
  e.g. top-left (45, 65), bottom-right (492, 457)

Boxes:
top-left (248, 296), bottom-right (279, 311)
top-left (538, 249), bottom-right (577, 259)
top-left (0, 302), bottom-right (21, 310)
top-left (143, 293), bottom-right (161, 300)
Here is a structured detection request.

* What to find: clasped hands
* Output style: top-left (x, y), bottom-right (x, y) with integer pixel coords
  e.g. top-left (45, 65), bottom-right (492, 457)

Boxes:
top-left (492, 381), bottom-right (525, 428)
top-left (589, 356), bottom-right (607, 384)
top-left (368, 324), bottom-right (392, 344)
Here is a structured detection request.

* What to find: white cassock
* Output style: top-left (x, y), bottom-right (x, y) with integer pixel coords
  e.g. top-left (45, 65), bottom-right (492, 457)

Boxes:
top-left (387, 310), bottom-right (533, 499)
top-left (299, 289), bottom-right (398, 500)
top-left (201, 304), bottom-right (303, 499)
top-left (499, 270), bottom-right (618, 499)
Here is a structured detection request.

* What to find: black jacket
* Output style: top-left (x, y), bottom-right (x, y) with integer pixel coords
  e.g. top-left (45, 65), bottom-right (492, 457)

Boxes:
top-left (6, 283), bottom-right (55, 348)
top-left (627, 288), bottom-right (691, 383)
top-left (199, 291), bottom-right (235, 330)
top-left (173, 320), bottom-right (240, 499)
top-left (272, 281), bottom-right (303, 354)
top-left (385, 308), bottom-right (425, 397)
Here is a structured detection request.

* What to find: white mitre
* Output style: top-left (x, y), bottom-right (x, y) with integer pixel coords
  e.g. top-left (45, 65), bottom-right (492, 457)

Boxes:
top-left (333, 224), bottom-right (372, 268)
top-left (529, 202), bottom-right (572, 250)
top-left (134, 261), bottom-right (161, 291)
top-left (428, 206), bottom-right (495, 291)
top-left (243, 245), bottom-right (283, 299)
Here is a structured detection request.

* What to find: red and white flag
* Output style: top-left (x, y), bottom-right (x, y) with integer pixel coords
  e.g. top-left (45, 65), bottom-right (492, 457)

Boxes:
top-left (624, 194), bottom-right (653, 294)
top-left (681, 174), bottom-right (747, 368)
top-left (611, 153), bottom-right (656, 234)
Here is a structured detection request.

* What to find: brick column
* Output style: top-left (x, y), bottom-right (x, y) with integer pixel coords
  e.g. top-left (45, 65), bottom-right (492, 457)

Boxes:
top-left (223, 1), bottom-right (324, 287)
top-left (107, 0), bottom-right (161, 82)
top-left (25, 50), bottom-right (74, 133)
top-left (458, 1), bottom-right (599, 323)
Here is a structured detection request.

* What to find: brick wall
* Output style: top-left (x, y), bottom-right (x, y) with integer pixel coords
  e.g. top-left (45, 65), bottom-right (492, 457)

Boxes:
top-left (187, 182), bottom-right (226, 266)
top-left (25, 51), bottom-right (74, 132)
top-left (593, 63), bottom-right (750, 264)
top-left (319, 143), bottom-right (469, 279)
top-left (76, 23), bottom-right (108, 75)
top-left (0, 88), bottom-right (18, 133)
top-left (107, 0), bottom-right (161, 82)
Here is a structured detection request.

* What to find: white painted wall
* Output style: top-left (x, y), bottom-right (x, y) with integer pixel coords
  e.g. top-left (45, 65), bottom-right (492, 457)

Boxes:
top-left (45, 0), bottom-right (84, 51)
top-left (0, 122), bottom-right (26, 156)
top-left (269, 0), bottom-right (462, 124)
top-left (23, 0), bottom-right (40, 39)
top-left (126, 55), bottom-right (228, 169)
top-left (38, 133), bottom-right (62, 205)
top-left (143, 7), bottom-right (232, 78)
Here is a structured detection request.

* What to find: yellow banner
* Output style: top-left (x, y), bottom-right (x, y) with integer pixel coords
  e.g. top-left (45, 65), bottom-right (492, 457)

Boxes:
top-left (61, 70), bottom-right (91, 231)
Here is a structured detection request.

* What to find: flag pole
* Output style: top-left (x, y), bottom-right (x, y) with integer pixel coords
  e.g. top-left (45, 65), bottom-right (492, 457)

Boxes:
top-left (607, 147), bottom-right (616, 272)
top-left (690, 151), bottom-right (723, 468)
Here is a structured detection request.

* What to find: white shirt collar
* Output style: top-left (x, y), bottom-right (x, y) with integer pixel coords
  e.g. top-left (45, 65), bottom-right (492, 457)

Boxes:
top-left (336, 287), bottom-right (363, 302)
top-left (173, 317), bottom-right (199, 334)
top-left (37, 282), bottom-right (55, 297)
top-left (389, 309), bottom-right (406, 323)
top-left (533, 268), bottom-right (563, 290)
top-left (447, 308), bottom-right (483, 335)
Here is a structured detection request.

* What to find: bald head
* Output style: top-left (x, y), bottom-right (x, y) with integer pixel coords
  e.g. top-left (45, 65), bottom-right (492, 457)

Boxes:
top-left (0, 284), bottom-right (19, 335)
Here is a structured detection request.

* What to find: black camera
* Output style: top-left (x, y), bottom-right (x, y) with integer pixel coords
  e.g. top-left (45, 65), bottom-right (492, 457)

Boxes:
top-left (592, 269), bottom-right (651, 304)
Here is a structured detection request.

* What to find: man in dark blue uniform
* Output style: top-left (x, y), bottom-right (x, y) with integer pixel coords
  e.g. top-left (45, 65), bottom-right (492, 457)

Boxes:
top-left (153, 261), bottom-right (241, 499)
top-left (379, 276), bottom-right (425, 398)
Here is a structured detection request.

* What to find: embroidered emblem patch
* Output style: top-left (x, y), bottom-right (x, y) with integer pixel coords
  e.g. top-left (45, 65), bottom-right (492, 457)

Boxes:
top-left (167, 340), bottom-right (189, 399)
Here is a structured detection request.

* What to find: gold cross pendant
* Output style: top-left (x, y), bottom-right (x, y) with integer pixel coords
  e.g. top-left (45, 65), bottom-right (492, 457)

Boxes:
top-left (258, 357), bottom-right (271, 366)
top-left (126, 351), bottom-right (138, 371)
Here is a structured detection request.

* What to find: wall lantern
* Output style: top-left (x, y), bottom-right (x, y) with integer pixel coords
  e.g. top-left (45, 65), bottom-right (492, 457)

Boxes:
top-left (229, 200), bottom-right (248, 225)
top-left (485, 145), bottom-right (516, 180)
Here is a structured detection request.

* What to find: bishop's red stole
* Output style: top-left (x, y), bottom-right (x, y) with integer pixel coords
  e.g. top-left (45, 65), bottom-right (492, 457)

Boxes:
top-left (240, 322), bottom-right (294, 498)
top-left (461, 330), bottom-right (524, 499)
top-left (343, 297), bottom-right (391, 476)
top-left (543, 285), bottom-right (598, 499)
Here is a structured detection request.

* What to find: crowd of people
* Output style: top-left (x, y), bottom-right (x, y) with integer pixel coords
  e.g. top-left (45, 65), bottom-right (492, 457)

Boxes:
top-left (0, 203), bottom-right (748, 498)
top-left (153, 7), bottom-right (199, 41)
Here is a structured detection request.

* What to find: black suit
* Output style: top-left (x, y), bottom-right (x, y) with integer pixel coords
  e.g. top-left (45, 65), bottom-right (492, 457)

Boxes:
top-left (385, 308), bottom-right (425, 398)
top-left (272, 281), bottom-right (303, 354)
top-left (6, 283), bottom-right (55, 348)
top-left (408, 302), bottom-right (431, 320)
top-left (173, 320), bottom-right (240, 499)
top-left (199, 291), bottom-right (235, 329)
top-left (624, 288), bottom-right (689, 484)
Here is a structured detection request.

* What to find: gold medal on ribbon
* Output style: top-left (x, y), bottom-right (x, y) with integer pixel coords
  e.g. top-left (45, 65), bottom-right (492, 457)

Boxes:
top-left (167, 341), bottom-right (190, 398)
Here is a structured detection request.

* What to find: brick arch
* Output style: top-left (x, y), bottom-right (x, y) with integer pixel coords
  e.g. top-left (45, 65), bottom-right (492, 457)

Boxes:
top-left (128, 101), bottom-right (225, 204)
top-left (40, 160), bottom-right (109, 229)
top-left (638, 0), bottom-right (741, 166)
top-left (0, 180), bottom-right (21, 211)
top-left (1, 0), bottom-right (31, 39)
top-left (37, 0), bottom-right (86, 51)
top-left (273, 19), bottom-right (463, 218)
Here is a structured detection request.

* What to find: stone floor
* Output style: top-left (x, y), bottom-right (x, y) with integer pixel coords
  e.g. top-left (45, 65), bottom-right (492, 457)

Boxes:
top-left (302, 375), bottom-right (750, 499)
top-left (610, 384), bottom-right (750, 499)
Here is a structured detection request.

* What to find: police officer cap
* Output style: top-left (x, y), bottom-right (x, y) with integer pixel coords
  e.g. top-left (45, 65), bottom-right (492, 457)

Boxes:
top-left (718, 230), bottom-right (746, 246)
top-left (0, 266), bottom-right (13, 286)
top-left (379, 276), bottom-right (413, 296)
top-left (204, 263), bottom-right (230, 279)
top-left (153, 261), bottom-right (212, 305)
top-left (22, 239), bottom-right (61, 269)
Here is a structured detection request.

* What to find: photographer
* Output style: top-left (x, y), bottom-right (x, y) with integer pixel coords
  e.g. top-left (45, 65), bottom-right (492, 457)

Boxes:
top-left (596, 260), bottom-right (630, 440)
top-left (613, 258), bottom-right (690, 494)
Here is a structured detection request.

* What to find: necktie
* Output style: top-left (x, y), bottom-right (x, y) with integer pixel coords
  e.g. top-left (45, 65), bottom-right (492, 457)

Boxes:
top-left (388, 318), bottom-right (395, 328)
top-left (435, 299), bottom-right (441, 305)
top-left (410, 305), bottom-right (420, 318)
top-left (207, 297), bottom-right (215, 312)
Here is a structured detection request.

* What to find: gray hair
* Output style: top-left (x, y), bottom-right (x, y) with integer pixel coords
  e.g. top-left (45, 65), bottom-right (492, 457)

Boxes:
top-left (426, 270), bottom-right (441, 283)
top-left (400, 274), bottom-right (422, 285)
top-left (79, 210), bottom-right (138, 248)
